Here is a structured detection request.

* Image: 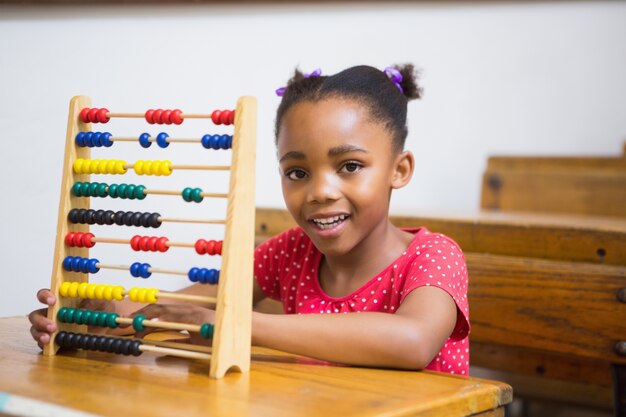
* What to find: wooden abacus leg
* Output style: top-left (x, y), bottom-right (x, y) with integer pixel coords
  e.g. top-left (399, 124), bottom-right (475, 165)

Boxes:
top-left (209, 96), bottom-right (256, 378)
top-left (44, 95), bottom-right (92, 357)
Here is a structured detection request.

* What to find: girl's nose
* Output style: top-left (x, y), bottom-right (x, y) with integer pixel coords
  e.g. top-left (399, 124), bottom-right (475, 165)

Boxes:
top-left (306, 173), bottom-right (341, 204)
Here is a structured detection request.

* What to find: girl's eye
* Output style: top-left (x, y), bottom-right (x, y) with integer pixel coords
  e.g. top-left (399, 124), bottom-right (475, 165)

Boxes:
top-left (285, 169), bottom-right (307, 180)
top-left (341, 161), bottom-right (362, 173)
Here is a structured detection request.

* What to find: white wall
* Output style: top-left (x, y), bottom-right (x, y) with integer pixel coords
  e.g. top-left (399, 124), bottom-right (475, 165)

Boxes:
top-left (1, 1), bottom-right (625, 317)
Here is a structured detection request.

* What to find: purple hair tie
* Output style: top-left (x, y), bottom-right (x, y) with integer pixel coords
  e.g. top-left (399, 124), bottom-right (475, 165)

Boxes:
top-left (384, 66), bottom-right (403, 93)
top-left (275, 68), bottom-right (322, 97)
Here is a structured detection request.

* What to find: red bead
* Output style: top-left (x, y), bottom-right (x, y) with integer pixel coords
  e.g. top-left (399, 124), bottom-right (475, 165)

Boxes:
top-left (83, 233), bottom-right (95, 248)
top-left (211, 110), bottom-right (222, 125)
top-left (148, 236), bottom-right (158, 251)
top-left (153, 109), bottom-right (163, 124)
top-left (206, 240), bottom-right (215, 255)
top-left (139, 237), bottom-right (150, 252)
top-left (130, 235), bottom-right (142, 251)
top-left (79, 108), bottom-right (91, 123)
top-left (228, 110), bottom-right (235, 125)
top-left (88, 108), bottom-right (99, 123)
top-left (216, 240), bottom-right (223, 255)
top-left (195, 239), bottom-right (207, 255)
top-left (65, 232), bottom-right (76, 247)
top-left (97, 108), bottom-right (110, 123)
top-left (171, 109), bottom-right (183, 125)
top-left (145, 109), bottom-right (155, 124)
top-left (220, 110), bottom-right (230, 125)
top-left (157, 237), bottom-right (169, 252)
top-left (162, 110), bottom-right (172, 125)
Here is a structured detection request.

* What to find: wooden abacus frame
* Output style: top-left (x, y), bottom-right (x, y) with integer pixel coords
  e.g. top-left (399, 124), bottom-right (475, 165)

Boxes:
top-left (43, 95), bottom-right (256, 379)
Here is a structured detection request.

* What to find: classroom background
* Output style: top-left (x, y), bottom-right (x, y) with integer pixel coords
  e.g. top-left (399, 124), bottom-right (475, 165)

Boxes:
top-left (0, 1), bottom-right (625, 319)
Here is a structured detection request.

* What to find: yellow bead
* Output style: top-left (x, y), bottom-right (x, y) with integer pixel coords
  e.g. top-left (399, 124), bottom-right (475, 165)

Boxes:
top-left (77, 283), bottom-right (88, 298)
top-left (103, 285), bottom-right (114, 301)
top-left (68, 282), bottom-right (80, 297)
top-left (113, 286), bottom-right (124, 301)
top-left (138, 288), bottom-right (148, 302)
top-left (86, 283), bottom-right (96, 299)
top-left (134, 160), bottom-right (144, 175)
top-left (73, 159), bottom-right (84, 174)
top-left (161, 160), bottom-right (172, 176)
top-left (95, 284), bottom-right (106, 299)
top-left (59, 282), bottom-right (71, 297)
top-left (144, 160), bottom-right (154, 175)
top-left (129, 287), bottom-right (138, 302)
top-left (147, 288), bottom-right (158, 304)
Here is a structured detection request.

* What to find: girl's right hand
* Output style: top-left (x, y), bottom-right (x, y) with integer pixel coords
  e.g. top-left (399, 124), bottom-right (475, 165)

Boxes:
top-left (28, 289), bottom-right (57, 349)
top-left (28, 288), bottom-right (124, 350)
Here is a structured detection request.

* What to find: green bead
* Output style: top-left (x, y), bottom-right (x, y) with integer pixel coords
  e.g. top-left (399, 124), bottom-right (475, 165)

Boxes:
top-left (81, 310), bottom-right (92, 325)
top-left (199, 323), bottom-right (213, 339)
top-left (191, 188), bottom-right (203, 203)
top-left (80, 182), bottom-right (90, 197)
top-left (135, 185), bottom-right (146, 200)
top-left (57, 307), bottom-right (68, 322)
top-left (132, 315), bottom-right (146, 332)
top-left (117, 184), bottom-right (128, 198)
top-left (72, 182), bottom-right (83, 197)
top-left (96, 312), bottom-right (108, 327)
top-left (65, 307), bottom-right (76, 323)
top-left (107, 312), bottom-right (119, 328)
top-left (90, 311), bottom-right (100, 326)
top-left (109, 184), bottom-right (118, 198)
top-left (182, 187), bottom-right (192, 202)
top-left (74, 309), bottom-right (84, 324)
top-left (126, 184), bottom-right (136, 199)
top-left (97, 183), bottom-right (108, 197)
top-left (88, 182), bottom-right (99, 197)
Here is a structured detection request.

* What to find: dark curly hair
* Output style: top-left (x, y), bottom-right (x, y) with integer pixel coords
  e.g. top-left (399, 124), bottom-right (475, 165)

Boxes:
top-left (275, 64), bottom-right (422, 152)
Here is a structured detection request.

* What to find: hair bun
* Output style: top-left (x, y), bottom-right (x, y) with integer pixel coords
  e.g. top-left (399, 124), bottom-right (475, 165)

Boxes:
top-left (392, 64), bottom-right (422, 100)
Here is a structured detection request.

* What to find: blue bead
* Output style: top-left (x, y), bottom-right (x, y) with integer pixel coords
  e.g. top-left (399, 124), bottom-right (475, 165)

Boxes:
top-left (156, 132), bottom-right (169, 148)
top-left (130, 262), bottom-right (141, 278)
top-left (188, 267), bottom-right (199, 282)
top-left (70, 257), bottom-right (81, 272)
top-left (201, 134), bottom-right (211, 149)
top-left (210, 135), bottom-right (219, 149)
top-left (139, 133), bottom-right (151, 148)
top-left (139, 263), bottom-right (151, 278)
top-left (75, 132), bottom-right (86, 147)
top-left (196, 268), bottom-right (207, 284)
top-left (219, 135), bottom-right (231, 149)
top-left (102, 132), bottom-right (113, 147)
top-left (92, 132), bottom-right (102, 147)
top-left (84, 132), bottom-right (94, 147)
top-left (88, 259), bottom-right (100, 274)
top-left (208, 269), bottom-right (219, 285)
top-left (78, 258), bottom-right (89, 273)
top-left (62, 256), bottom-right (74, 271)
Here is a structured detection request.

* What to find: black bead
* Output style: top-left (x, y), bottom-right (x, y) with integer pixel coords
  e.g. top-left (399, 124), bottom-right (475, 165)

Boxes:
top-left (95, 336), bottom-right (108, 352)
top-left (67, 209), bottom-right (79, 224)
top-left (130, 340), bottom-right (143, 357)
top-left (149, 213), bottom-right (161, 228)
top-left (131, 212), bottom-right (143, 227)
top-left (104, 337), bottom-right (116, 353)
top-left (104, 210), bottom-right (115, 225)
top-left (94, 209), bottom-right (105, 224)
top-left (86, 209), bottom-right (96, 225)
top-left (114, 211), bottom-right (125, 225)
top-left (86, 335), bottom-right (98, 351)
top-left (120, 339), bottom-right (132, 356)
top-left (55, 331), bottom-right (67, 346)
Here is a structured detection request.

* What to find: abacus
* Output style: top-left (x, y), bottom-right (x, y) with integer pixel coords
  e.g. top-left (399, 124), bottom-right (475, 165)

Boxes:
top-left (43, 95), bottom-right (256, 378)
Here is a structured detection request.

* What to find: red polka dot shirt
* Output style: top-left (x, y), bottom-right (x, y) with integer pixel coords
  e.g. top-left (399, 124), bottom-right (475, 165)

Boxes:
top-left (254, 227), bottom-right (470, 375)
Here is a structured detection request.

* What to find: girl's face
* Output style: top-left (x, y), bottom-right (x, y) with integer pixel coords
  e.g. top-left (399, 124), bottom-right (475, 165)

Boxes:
top-left (277, 98), bottom-right (409, 257)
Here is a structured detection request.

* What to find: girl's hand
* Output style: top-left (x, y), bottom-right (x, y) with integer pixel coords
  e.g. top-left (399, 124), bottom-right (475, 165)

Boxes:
top-left (28, 288), bottom-right (127, 349)
top-left (132, 304), bottom-right (215, 345)
top-left (28, 289), bottom-right (57, 349)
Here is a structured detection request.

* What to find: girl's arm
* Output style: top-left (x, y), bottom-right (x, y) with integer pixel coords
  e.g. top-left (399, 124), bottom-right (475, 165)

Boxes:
top-left (252, 286), bottom-right (457, 370)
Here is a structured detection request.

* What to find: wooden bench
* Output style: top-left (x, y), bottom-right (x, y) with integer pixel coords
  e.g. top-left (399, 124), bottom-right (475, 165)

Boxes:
top-left (481, 144), bottom-right (626, 218)
top-left (254, 208), bottom-right (626, 415)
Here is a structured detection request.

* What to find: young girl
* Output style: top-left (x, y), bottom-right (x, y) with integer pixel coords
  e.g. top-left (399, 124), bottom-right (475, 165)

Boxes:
top-left (29, 64), bottom-right (470, 374)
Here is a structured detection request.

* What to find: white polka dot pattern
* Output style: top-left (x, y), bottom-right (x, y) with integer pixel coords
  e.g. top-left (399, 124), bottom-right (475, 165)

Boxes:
top-left (254, 227), bottom-right (470, 375)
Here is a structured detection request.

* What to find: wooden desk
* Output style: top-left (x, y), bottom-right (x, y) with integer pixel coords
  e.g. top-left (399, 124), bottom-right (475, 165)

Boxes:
top-left (0, 317), bottom-right (511, 417)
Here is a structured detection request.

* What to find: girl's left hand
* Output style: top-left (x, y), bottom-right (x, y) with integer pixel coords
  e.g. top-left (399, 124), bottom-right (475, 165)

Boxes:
top-left (132, 304), bottom-right (216, 345)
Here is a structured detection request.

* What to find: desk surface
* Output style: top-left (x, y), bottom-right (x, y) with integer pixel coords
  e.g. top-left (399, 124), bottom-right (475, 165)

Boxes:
top-left (0, 317), bottom-right (511, 417)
